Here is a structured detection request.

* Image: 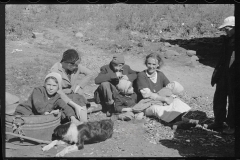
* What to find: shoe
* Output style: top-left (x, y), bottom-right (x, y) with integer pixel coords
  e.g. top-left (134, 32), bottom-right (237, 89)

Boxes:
top-left (205, 122), bottom-right (223, 131)
top-left (172, 121), bottom-right (197, 131)
top-left (106, 103), bottom-right (114, 117)
top-left (106, 110), bottom-right (112, 117)
top-left (222, 127), bottom-right (235, 135)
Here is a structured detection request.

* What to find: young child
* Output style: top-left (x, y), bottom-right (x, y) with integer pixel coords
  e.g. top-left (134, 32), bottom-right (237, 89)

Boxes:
top-left (14, 72), bottom-right (82, 124)
top-left (156, 81), bottom-right (184, 105)
top-left (113, 79), bottom-right (138, 121)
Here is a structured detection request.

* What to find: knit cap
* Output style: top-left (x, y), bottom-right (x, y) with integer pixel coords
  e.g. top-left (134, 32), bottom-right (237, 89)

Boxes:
top-left (44, 72), bottom-right (62, 90)
top-left (172, 81), bottom-right (184, 95)
top-left (116, 79), bottom-right (132, 94)
top-left (112, 55), bottom-right (125, 64)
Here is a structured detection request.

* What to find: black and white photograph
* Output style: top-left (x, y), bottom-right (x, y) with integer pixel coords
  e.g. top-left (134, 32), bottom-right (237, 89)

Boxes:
top-left (5, 4), bottom-right (235, 157)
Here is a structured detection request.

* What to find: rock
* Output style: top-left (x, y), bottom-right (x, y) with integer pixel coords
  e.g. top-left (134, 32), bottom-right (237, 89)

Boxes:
top-left (164, 50), bottom-right (180, 59)
top-left (32, 32), bottom-right (43, 39)
top-left (191, 55), bottom-right (199, 61)
top-left (185, 56), bottom-right (200, 67)
top-left (164, 42), bottom-right (171, 47)
top-left (186, 50), bottom-right (196, 57)
top-left (75, 32), bottom-right (84, 38)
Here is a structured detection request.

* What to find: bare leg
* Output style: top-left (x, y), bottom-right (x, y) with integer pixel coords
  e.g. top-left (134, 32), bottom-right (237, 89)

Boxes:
top-left (42, 140), bottom-right (66, 151)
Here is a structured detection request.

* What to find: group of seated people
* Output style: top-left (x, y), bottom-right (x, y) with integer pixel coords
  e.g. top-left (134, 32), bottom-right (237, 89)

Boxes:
top-left (14, 49), bottom-right (191, 126)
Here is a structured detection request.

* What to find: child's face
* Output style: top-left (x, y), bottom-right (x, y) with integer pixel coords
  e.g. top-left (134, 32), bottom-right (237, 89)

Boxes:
top-left (111, 63), bottom-right (124, 72)
top-left (166, 82), bottom-right (175, 90)
top-left (45, 79), bottom-right (59, 95)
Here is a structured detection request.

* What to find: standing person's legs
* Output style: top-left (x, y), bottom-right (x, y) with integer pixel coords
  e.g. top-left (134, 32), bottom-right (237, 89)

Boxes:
top-left (208, 75), bottom-right (228, 130)
top-left (224, 70), bottom-right (235, 134)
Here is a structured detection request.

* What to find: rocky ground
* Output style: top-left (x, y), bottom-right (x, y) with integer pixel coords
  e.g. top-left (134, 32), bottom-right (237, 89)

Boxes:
top-left (5, 27), bottom-right (235, 157)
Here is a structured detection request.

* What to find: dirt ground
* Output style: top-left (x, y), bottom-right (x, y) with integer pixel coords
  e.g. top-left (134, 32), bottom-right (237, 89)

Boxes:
top-left (5, 28), bottom-right (235, 157)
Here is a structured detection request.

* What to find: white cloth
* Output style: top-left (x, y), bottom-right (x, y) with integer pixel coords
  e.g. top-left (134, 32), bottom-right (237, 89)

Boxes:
top-left (145, 98), bottom-right (191, 122)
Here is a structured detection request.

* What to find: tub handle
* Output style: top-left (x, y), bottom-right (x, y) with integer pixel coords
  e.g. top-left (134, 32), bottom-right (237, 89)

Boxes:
top-left (12, 115), bottom-right (25, 140)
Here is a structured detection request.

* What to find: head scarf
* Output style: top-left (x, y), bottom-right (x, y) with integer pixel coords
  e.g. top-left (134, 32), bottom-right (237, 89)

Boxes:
top-left (44, 72), bottom-right (62, 90)
top-left (116, 79), bottom-right (132, 94)
top-left (60, 49), bottom-right (79, 63)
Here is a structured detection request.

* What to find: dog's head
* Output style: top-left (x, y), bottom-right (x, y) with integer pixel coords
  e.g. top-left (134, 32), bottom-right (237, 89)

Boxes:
top-left (52, 122), bottom-right (71, 141)
top-left (101, 119), bottom-right (114, 130)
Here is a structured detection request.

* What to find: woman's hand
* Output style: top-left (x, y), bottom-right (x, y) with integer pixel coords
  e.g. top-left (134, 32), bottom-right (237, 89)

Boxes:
top-left (122, 108), bottom-right (133, 112)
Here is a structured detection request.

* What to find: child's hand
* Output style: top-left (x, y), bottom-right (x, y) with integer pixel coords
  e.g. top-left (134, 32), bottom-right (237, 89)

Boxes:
top-left (122, 108), bottom-right (133, 112)
top-left (50, 109), bottom-right (60, 116)
top-left (116, 71), bottom-right (122, 78)
top-left (120, 75), bottom-right (129, 80)
top-left (44, 111), bottom-right (50, 115)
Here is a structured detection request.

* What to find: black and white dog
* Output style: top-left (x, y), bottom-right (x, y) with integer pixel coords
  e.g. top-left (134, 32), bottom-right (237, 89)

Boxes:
top-left (42, 119), bottom-right (114, 157)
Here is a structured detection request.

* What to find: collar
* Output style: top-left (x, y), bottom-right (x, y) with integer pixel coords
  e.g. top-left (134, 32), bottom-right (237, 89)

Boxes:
top-left (145, 70), bottom-right (157, 78)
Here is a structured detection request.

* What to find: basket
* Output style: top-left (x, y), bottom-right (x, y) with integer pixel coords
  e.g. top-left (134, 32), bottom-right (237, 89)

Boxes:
top-left (5, 113), bottom-right (61, 141)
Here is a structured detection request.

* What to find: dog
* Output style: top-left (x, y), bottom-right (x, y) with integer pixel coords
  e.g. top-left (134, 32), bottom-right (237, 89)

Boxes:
top-left (42, 119), bottom-right (114, 157)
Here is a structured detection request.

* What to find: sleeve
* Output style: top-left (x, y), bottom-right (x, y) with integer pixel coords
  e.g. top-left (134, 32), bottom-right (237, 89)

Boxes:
top-left (137, 72), bottom-right (149, 91)
top-left (161, 73), bottom-right (170, 87)
top-left (31, 87), bottom-right (49, 115)
top-left (114, 95), bottom-right (125, 113)
top-left (14, 95), bottom-right (34, 115)
top-left (140, 88), bottom-right (152, 98)
top-left (57, 90), bottom-right (72, 104)
top-left (94, 66), bottom-right (118, 84)
top-left (76, 64), bottom-right (94, 88)
top-left (56, 99), bottom-right (76, 119)
top-left (126, 66), bottom-right (137, 82)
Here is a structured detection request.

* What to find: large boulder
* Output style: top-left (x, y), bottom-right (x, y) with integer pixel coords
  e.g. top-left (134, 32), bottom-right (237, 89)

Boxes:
top-left (186, 50), bottom-right (196, 57)
top-left (75, 32), bottom-right (84, 38)
top-left (185, 55), bottom-right (200, 67)
top-left (164, 50), bottom-right (180, 59)
top-left (164, 42), bottom-right (172, 47)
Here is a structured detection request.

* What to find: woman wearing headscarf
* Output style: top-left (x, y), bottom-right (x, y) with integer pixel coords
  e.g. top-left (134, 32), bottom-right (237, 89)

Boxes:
top-left (14, 72), bottom-right (81, 124)
top-left (50, 49), bottom-right (93, 122)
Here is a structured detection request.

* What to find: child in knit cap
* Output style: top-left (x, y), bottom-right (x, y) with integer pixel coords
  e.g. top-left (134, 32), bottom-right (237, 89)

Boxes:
top-left (113, 79), bottom-right (138, 121)
top-left (94, 54), bottom-right (137, 117)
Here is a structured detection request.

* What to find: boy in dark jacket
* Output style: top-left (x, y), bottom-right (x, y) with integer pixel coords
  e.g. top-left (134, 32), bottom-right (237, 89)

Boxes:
top-left (94, 55), bottom-right (137, 117)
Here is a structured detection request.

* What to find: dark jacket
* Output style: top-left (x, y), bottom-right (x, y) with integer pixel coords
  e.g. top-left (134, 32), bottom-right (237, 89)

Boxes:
top-left (14, 86), bottom-right (76, 119)
top-left (95, 63), bottom-right (137, 86)
top-left (114, 92), bottom-right (138, 113)
top-left (211, 36), bottom-right (235, 86)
